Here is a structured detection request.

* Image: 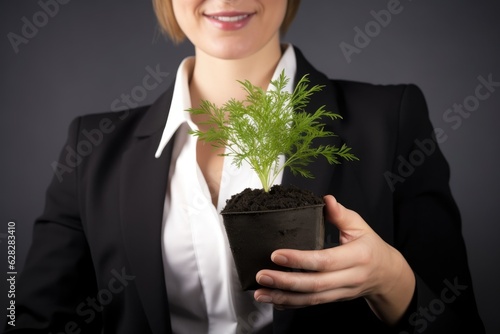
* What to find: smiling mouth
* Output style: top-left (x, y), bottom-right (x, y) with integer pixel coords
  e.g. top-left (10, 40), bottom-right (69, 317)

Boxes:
top-left (207, 14), bottom-right (251, 22)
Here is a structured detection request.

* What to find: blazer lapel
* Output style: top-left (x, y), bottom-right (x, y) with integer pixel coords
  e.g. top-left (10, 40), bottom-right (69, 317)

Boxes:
top-left (119, 88), bottom-right (174, 334)
top-left (282, 47), bottom-right (352, 199)
top-left (281, 65), bottom-right (333, 194)
top-left (282, 47), bottom-right (371, 246)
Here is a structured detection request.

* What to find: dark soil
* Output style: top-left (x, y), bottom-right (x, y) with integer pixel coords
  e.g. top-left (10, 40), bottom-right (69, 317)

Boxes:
top-left (222, 185), bottom-right (324, 213)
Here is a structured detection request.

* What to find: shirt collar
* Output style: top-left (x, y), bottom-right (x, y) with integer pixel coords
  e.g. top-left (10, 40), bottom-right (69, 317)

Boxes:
top-left (155, 43), bottom-right (297, 158)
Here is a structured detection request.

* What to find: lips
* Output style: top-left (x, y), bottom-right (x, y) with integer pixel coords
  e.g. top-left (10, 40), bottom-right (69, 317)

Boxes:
top-left (209, 14), bottom-right (250, 22)
top-left (204, 12), bottom-right (254, 30)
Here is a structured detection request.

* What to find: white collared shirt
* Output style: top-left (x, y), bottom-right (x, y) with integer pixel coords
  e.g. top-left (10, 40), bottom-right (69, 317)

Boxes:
top-left (155, 44), bottom-right (297, 334)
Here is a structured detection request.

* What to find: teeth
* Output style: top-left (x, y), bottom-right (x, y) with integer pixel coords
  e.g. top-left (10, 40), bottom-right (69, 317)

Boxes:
top-left (211, 14), bottom-right (248, 22)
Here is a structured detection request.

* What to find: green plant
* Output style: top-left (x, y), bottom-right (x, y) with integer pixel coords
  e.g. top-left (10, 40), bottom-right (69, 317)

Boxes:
top-left (188, 70), bottom-right (358, 193)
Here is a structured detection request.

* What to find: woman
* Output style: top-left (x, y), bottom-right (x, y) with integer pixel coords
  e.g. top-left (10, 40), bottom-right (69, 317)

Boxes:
top-left (7, 0), bottom-right (485, 333)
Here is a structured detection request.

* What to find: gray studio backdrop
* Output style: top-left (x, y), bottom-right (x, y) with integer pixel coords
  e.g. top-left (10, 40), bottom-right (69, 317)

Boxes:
top-left (1, 0), bottom-right (499, 332)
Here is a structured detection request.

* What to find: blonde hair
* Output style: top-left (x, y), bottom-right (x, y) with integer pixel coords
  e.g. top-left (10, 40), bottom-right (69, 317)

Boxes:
top-left (153, 0), bottom-right (301, 44)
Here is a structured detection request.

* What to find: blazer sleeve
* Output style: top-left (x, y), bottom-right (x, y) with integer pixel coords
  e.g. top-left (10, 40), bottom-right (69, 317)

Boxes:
top-left (391, 84), bottom-right (485, 333)
top-left (4, 117), bottom-right (102, 333)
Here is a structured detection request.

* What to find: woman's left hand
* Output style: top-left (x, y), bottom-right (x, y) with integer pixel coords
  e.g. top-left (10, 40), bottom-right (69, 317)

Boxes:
top-left (253, 195), bottom-right (415, 325)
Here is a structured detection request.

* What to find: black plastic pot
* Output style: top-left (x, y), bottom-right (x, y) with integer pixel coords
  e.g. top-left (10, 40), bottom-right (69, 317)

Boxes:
top-left (222, 204), bottom-right (325, 291)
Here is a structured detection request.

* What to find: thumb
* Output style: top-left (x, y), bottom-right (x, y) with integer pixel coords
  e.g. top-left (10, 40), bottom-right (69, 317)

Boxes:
top-left (323, 195), bottom-right (367, 233)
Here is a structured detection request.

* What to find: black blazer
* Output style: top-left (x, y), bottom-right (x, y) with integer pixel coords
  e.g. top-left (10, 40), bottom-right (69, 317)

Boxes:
top-left (7, 47), bottom-right (485, 333)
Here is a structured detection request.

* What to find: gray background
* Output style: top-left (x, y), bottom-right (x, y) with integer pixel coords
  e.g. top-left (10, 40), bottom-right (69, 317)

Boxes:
top-left (1, 0), bottom-right (499, 332)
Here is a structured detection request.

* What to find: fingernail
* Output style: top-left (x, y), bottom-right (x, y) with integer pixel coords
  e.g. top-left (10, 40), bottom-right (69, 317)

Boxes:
top-left (272, 254), bottom-right (288, 265)
top-left (258, 275), bottom-right (274, 286)
top-left (256, 295), bottom-right (273, 303)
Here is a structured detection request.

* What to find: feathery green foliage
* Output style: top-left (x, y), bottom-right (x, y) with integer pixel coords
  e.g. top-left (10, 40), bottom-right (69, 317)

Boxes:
top-left (188, 70), bottom-right (358, 192)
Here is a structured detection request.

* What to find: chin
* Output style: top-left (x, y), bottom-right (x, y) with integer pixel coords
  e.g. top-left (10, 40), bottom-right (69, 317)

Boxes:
top-left (203, 39), bottom-right (262, 60)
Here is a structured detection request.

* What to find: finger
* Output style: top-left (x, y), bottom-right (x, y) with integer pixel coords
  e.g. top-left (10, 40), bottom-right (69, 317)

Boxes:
top-left (254, 286), bottom-right (358, 307)
top-left (270, 245), bottom-right (359, 272)
top-left (256, 266), bottom-right (363, 293)
top-left (324, 195), bottom-right (374, 244)
top-left (323, 195), bottom-right (367, 231)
